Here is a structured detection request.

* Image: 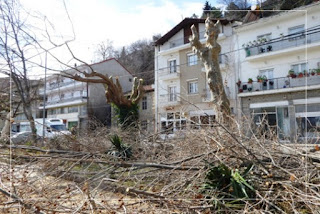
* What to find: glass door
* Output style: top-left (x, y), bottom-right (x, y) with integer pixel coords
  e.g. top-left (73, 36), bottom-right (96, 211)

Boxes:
top-left (276, 107), bottom-right (290, 140)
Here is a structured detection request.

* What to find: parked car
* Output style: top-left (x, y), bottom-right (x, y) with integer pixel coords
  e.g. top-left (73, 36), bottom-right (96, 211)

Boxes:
top-left (10, 131), bottom-right (41, 144)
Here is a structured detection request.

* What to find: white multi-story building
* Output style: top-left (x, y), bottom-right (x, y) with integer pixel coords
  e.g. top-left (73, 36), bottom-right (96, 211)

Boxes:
top-left (154, 18), bottom-right (238, 135)
top-left (234, 2), bottom-right (320, 142)
top-left (40, 58), bottom-right (133, 130)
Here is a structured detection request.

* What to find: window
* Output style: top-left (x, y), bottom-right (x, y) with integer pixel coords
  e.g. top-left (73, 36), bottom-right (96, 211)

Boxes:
top-left (68, 121), bottom-right (78, 129)
top-left (188, 81), bottom-right (198, 94)
top-left (169, 86), bottom-right (177, 102)
top-left (259, 68), bottom-right (273, 79)
top-left (187, 53), bottom-right (198, 66)
top-left (80, 105), bottom-right (87, 115)
top-left (60, 107), bottom-right (65, 114)
top-left (68, 106), bottom-right (78, 113)
top-left (291, 62), bottom-right (307, 74)
top-left (169, 59), bottom-right (177, 73)
top-left (61, 93), bottom-right (65, 99)
top-left (142, 97), bottom-right (147, 110)
top-left (288, 25), bottom-right (304, 40)
top-left (141, 120), bottom-right (148, 130)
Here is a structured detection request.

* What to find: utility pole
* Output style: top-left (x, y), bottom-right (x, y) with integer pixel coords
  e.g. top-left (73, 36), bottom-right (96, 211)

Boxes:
top-left (42, 51), bottom-right (47, 145)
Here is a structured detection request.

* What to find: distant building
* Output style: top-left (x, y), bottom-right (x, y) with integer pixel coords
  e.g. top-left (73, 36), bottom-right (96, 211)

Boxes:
top-left (234, 2), bottom-right (320, 142)
top-left (138, 85), bottom-right (155, 133)
top-left (39, 58), bottom-right (133, 131)
top-left (11, 79), bottom-right (44, 132)
top-left (154, 18), bottom-right (238, 136)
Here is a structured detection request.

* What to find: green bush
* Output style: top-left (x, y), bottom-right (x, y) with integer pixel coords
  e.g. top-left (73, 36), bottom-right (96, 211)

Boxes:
top-left (109, 134), bottom-right (132, 160)
top-left (113, 103), bottom-right (139, 129)
top-left (202, 162), bottom-right (255, 208)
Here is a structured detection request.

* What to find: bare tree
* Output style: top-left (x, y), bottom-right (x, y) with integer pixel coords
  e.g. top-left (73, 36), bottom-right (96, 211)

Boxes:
top-left (189, 18), bottom-right (231, 123)
top-left (94, 39), bottom-right (117, 62)
top-left (61, 56), bottom-right (145, 128)
top-left (0, 0), bottom-right (43, 142)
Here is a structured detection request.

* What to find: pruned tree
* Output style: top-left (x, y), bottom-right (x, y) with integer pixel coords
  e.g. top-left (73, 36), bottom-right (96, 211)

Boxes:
top-left (189, 17), bottom-right (231, 123)
top-left (65, 67), bottom-right (144, 129)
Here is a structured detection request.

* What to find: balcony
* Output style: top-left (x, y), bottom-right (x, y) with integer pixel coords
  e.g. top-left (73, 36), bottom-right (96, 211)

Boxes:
top-left (160, 31), bottom-right (226, 53)
top-left (158, 66), bottom-right (180, 81)
top-left (39, 96), bottom-right (88, 109)
top-left (238, 74), bottom-right (320, 95)
top-left (159, 94), bottom-right (181, 107)
top-left (245, 28), bottom-right (320, 59)
top-left (42, 81), bottom-right (85, 95)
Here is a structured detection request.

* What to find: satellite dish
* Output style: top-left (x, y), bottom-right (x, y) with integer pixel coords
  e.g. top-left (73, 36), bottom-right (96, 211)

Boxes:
top-left (251, 5), bottom-right (257, 11)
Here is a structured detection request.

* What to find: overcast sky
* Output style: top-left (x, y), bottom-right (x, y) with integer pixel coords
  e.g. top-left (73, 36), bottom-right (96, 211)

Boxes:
top-left (20, 0), bottom-right (222, 64)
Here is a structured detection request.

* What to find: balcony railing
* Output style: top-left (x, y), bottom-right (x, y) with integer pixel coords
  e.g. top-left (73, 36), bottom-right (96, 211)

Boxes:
top-left (238, 74), bottom-right (320, 94)
top-left (245, 28), bottom-right (320, 57)
top-left (159, 93), bottom-right (181, 105)
top-left (158, 65), bottom-right (181, 77)
top-left (48, 80), bottom-right (83, 90)
top-left (41, 96), bottom-right (88, 106)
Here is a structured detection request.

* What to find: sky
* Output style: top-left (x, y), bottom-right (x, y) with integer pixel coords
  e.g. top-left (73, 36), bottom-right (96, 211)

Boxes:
top-left (20, 0), bottom-right (220, 65)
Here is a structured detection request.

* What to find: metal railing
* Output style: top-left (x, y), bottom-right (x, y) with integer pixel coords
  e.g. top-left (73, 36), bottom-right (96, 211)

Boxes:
top-left (158, 65), bottom-right (181, 76)
top-left (159, 94), bottom-right (181, 103)
top-left (48, 80), bottom-right (82, 90)
top-left (245, 28), bottom-right (320, 57)
top-left (238, 75), bottom-right (320, 94)
top-left (44, 96), bottom-right (88, 106)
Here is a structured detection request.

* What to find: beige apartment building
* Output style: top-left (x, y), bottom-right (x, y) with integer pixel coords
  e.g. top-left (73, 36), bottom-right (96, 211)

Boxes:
top-left (154, 18), bottom-right (238, 136)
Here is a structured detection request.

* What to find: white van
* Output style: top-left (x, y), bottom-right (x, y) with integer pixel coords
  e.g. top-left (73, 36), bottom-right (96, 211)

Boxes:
top-left (19, 118), bottom-right (71, 138)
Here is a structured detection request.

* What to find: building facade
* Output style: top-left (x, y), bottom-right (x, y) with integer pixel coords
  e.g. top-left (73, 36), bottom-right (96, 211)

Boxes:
top-left (234, 2), bottom-right (320, 142)
top-left (138, 85), bottom-right (155, 133)
top-left (154, 18), bottom-right (238, 136)
top-left (40, 58), bottom-right (133, 131)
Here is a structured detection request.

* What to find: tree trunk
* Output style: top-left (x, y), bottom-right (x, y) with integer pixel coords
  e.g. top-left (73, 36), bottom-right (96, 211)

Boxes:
top-left (24, 104), bottom-right (37, 143)
top-left (1, 112), bottom-right (11, 140)
top-left (189, 18), bottom-right (231, 124)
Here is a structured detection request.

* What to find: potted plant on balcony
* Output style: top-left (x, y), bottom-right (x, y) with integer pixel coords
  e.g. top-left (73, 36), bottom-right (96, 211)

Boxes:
top-left (298, 72), bottom-right (304, 78)
top-left (256, 75), bottom-right (263, 83)
top-left (288, 69), bottom-right (296, 78)
top-left (236, 79), bottom-right (242, 87)
top-left (310, 69), bottom-right (316, 76)
top-left (239, 88), bottom-right (243, 93)
top-left (267, 45), bottom-right (273, 52)
top-left (269, 80), bottom-right (274, 86)
top-left (316, 68), bottom-right (320, 75)
top-left (248, 78), bottom-right (253, 84)
top-left (303, 70), bottom-right (309, 77)
top-left (248, 87), bottom-right (252, 92)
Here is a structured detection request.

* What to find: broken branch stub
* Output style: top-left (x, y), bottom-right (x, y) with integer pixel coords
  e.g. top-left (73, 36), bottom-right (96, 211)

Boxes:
top-left (70, 71), bottom-right (144, 108)
top-left (189, 18), bottom-right (231, 123)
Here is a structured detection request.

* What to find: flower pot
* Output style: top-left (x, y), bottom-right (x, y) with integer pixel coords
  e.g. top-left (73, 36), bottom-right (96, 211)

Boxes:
top-left (298, 73), bottom-right (304, 78)
top-left (248, 88), bottom-right (252, 92)
top-left (239, 89), bottom-right (243, 93)
top-left (263, 82), bottom-right (267, 87)
top-left (269, 81), bottom-right (274, 86)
